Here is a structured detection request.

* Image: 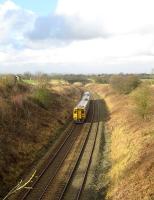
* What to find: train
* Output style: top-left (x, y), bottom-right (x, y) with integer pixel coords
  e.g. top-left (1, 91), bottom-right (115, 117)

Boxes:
top-left (73, 91), bottom-right (91, 123)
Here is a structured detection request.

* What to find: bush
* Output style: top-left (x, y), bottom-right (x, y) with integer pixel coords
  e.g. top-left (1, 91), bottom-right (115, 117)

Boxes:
top-left (12, 82), bottom-right (29, 94)
top-left (0, 75), bottom-right (16, 88)
top-left (94, 76), bottom-right (109, 84)
top-left (110, 75), bottom-right (140, 94)
top-left (32, 88), bottom-right (52, 108)
top-left (131, 85), bottom-right (154, 120)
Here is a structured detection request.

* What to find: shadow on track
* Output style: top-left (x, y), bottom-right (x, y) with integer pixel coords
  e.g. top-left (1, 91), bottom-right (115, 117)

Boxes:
top-left (86, 99), bottom-right (110, 123)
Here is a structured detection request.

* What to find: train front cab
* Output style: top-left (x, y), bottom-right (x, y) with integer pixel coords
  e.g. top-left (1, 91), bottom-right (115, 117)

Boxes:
top-left (73, 108), bottom-right (85, 123)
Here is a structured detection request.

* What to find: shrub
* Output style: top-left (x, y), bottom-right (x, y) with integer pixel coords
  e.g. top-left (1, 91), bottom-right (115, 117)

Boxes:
top-left (0, 97), bottom-right (11, 126)
top-left (110, 75), bottom-right (140, 94)
top-left (11, 94), bottom-right (25, 108)
top-left (0, 75), bottom-right (16, 88)
top-left (131, 85), bottom-right (154, 120)
top-left (32, 88), bottom-right (52, 108)
top-left (35, 72), bottom-right (50, 88)
top-left (12, 82), bottom-right (29, 94)
top-left (94, 76), bottom-right (109, 84)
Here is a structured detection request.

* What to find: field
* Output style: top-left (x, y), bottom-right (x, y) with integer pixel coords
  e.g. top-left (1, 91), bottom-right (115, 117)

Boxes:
top-left (23, 79), bottom-right (38, 85)
top-left (23, 79), bottom-right (69, 85)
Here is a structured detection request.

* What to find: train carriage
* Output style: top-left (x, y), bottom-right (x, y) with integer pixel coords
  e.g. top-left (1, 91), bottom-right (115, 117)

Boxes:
top-left (73, 92), bottom-right (91, 123)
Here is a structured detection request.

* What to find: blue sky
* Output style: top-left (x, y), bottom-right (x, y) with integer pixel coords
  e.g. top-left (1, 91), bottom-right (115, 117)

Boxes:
top-left (0, 0), bottom-right (154, 74)
top-left (0, 0), bottom-right (58, 14)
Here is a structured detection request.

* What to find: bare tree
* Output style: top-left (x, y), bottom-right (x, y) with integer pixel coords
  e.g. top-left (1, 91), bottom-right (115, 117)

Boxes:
top-left (3, 171), bottom-right (36, 200)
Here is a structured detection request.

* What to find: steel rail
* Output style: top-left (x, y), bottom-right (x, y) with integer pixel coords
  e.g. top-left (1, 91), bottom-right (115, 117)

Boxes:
top-left (76, 99), bottom-right (100, 200)
top-left (20, 123), bottom-right (77, 200)
top-left (38, 125), bottom-right (81, 200)
top-left (21, 97), bottom-right (95, 200)
top-left (58, 99), bottom-right (96, 200)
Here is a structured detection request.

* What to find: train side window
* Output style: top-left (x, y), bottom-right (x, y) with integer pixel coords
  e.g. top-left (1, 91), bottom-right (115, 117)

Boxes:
top-left (74, 110), bottom-right (77, 114)
top-left (81, 110), bottom-right (84, 114)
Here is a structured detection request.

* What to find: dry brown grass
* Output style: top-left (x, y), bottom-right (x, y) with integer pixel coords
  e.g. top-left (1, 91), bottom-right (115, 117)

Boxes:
top-left (0, 82), bottom-right (81, 197)
top-left (86, 83), bottom-right (154, 200)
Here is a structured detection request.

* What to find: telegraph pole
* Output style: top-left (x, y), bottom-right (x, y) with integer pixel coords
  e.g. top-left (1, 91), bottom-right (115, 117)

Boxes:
top-left (151, 68), bottom-right (154, 85)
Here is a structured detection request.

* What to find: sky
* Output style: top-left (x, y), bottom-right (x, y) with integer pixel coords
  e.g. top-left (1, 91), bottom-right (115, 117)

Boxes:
top-left (0, 0), bottom-right (58, 15)
top-left (0, 0), bottom-right (154, 74)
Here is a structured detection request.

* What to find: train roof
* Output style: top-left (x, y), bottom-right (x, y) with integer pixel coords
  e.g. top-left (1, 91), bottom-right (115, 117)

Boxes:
top-left (75, 99), bottom-right (89, 108)
top-left (83, 91), bottom-right (90, 96)
top-left (74, 91), bottom-right (90, 109)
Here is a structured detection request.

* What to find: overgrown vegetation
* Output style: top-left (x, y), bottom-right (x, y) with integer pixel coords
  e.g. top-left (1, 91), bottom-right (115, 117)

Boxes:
top-left (32, 88), bottom-right (53, 108)
top-left (0, 74), bottom-right (16, 88)
top-left (110, 75), bottom-right (141, 94)
top-left (87, 84), bottom-right (154, 200)
top-left (21, 73), bottom-right (91, 84)
top-left (0, 74), bottom-right (81, 198)
top-left (4, 72), bottom-right (153, 87)
top-left (0, 72), bottom-right (154, 199)
top-left (131, 85), bottom-right (154, 120)
top-left (93, 75), bottom-right (110, 84)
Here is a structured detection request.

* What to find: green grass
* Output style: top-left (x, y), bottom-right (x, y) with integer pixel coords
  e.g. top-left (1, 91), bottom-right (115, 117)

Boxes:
top-left (32, 88), bottom-right (52, 108)
top-left (23, 79), bottom-right (38, 85)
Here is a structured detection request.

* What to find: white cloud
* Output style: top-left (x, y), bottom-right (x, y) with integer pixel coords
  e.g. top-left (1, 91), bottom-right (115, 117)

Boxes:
top-left (56, 0), bottom-right (154, 35)
top-left (0, 0), bottom-right (154, 74)
top-left (0, 0), bottom-right (36, 47)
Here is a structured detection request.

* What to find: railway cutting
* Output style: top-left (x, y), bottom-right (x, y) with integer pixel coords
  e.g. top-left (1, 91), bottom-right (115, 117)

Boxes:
top-left (15, 93), bottom-right (105, 200)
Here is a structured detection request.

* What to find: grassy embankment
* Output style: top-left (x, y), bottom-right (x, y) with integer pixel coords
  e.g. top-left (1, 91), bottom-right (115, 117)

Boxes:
top-left (141, 79), bottom-right (154, 85)
top-left (87, 83), bottom-right (154, 200)
top-left (0, 77), bottom-right (81, 198)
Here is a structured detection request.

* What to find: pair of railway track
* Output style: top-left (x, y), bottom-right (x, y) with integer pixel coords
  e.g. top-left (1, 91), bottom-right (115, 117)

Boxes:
top-left (18, 97), bottom-right (101, 200)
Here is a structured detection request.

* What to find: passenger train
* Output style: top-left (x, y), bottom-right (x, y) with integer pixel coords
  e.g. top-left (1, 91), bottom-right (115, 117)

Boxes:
top-left (73, 91), bottom-right (91, 123)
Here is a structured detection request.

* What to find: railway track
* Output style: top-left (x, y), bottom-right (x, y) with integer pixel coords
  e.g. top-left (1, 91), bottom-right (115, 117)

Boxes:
top-left (19, 123), bottom-right (83, 200)
top-left (59, 99), bottom-right (100, 200)
top-left (19, 97), bottom-right (101, 200)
